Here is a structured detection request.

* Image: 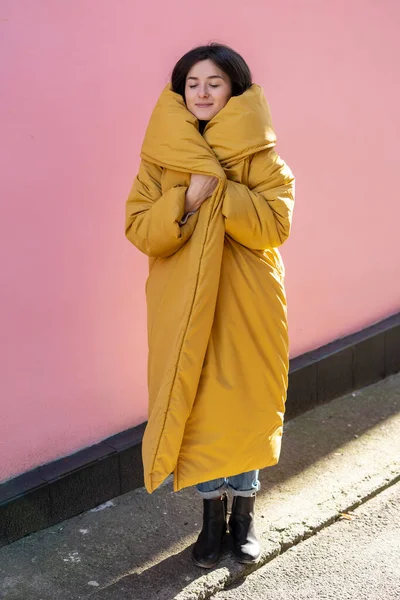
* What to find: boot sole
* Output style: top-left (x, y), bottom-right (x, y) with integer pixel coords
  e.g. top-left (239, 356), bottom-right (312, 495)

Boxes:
top-left (191, 555), bottom-right (221, 569)
top-left (234, 554), bottom-right (261, 565)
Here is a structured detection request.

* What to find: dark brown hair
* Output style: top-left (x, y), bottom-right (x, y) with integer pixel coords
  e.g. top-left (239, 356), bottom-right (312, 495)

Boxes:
top-left (171, 43), bottom-right (253, 100)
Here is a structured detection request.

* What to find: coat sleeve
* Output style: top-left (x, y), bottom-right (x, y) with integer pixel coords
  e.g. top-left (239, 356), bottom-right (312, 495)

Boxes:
top-left (125, 159), bottom-right (199, 258)
top-left (222, 148), bottom-right (295, 250)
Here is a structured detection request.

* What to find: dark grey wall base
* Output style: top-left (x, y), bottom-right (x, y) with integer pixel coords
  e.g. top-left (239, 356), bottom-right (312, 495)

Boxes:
top-left (1, 312), bottom-right (399, 547)
top-left (285, 312), bottom-right (399, 419)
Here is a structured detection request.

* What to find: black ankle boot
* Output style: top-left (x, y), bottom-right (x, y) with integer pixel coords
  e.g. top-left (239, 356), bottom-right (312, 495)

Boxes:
top-left (192, 494), bottom-right (228, 568)
top-left (229, 495), bottom-right (261, 564)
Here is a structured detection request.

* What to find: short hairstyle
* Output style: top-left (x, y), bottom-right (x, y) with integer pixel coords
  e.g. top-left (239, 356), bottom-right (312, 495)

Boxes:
top-left (171, 43), bottom-right (253, 100)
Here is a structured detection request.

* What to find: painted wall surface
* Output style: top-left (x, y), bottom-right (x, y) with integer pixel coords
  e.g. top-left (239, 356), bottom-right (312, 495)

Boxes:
top-left (1, 0), bottom-right (399, 482)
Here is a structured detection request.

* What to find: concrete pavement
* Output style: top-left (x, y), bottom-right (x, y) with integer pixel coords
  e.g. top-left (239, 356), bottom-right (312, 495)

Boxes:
top-left (212, 481), bottom-right (400, 600)
top-left (0, 373), bottom-right (399, 600)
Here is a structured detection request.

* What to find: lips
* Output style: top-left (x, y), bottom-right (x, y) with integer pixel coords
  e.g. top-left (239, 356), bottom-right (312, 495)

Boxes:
top-left (196, 104), bottom-right (213, 108)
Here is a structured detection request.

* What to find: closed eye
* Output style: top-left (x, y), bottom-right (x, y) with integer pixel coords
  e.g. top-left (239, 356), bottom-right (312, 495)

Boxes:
top-left (188, 84), bottom-right (221, 89)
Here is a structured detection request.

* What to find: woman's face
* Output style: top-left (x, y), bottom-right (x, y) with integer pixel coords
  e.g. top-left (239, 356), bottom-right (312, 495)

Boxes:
top-left (185, 59), bottom-right (232, 122)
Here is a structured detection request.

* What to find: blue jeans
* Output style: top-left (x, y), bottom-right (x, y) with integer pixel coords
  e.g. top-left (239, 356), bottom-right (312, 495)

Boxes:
top-left (196, 470), bottom-right (260, 499)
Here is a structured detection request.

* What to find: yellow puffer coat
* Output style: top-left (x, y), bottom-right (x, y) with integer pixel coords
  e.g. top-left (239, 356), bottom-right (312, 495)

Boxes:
top-left (125, 83), bottom-right (295, 493)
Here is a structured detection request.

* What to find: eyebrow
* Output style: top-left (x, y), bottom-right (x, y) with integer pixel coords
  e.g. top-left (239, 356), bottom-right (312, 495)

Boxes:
top-left (186, 75), bottom-right (225, 81)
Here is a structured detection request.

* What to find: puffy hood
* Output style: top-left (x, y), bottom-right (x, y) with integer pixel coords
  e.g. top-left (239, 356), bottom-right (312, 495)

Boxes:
top-left (141, 83), bottom-right (276, 175)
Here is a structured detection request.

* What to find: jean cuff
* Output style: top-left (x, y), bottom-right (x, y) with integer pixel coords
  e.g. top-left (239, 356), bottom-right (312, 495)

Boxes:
top-left (228, 482), bottom-right (260, 497)
top-left (196, 483), bottom-right (227, 499)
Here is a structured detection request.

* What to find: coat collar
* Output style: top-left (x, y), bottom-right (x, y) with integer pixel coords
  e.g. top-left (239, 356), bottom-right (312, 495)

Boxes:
top-left (140, 82), bottom-right (276, 175)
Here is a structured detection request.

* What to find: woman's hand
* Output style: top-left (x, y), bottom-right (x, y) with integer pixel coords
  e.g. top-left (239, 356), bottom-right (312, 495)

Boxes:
top-left (184, 174), bottom-right (218, 213)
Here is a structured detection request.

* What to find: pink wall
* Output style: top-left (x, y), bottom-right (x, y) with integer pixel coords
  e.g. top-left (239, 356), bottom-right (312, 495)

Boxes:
top-left (1, 0), bottom-right (399, 482)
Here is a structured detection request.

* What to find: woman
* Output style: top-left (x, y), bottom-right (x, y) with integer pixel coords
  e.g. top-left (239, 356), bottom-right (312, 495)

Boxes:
top-left (125, 43), bottom-right (295, 569)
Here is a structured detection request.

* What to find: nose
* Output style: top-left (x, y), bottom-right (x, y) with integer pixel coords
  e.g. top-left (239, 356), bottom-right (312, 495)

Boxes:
top-left (197, 85), bottom-right (209, 99)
